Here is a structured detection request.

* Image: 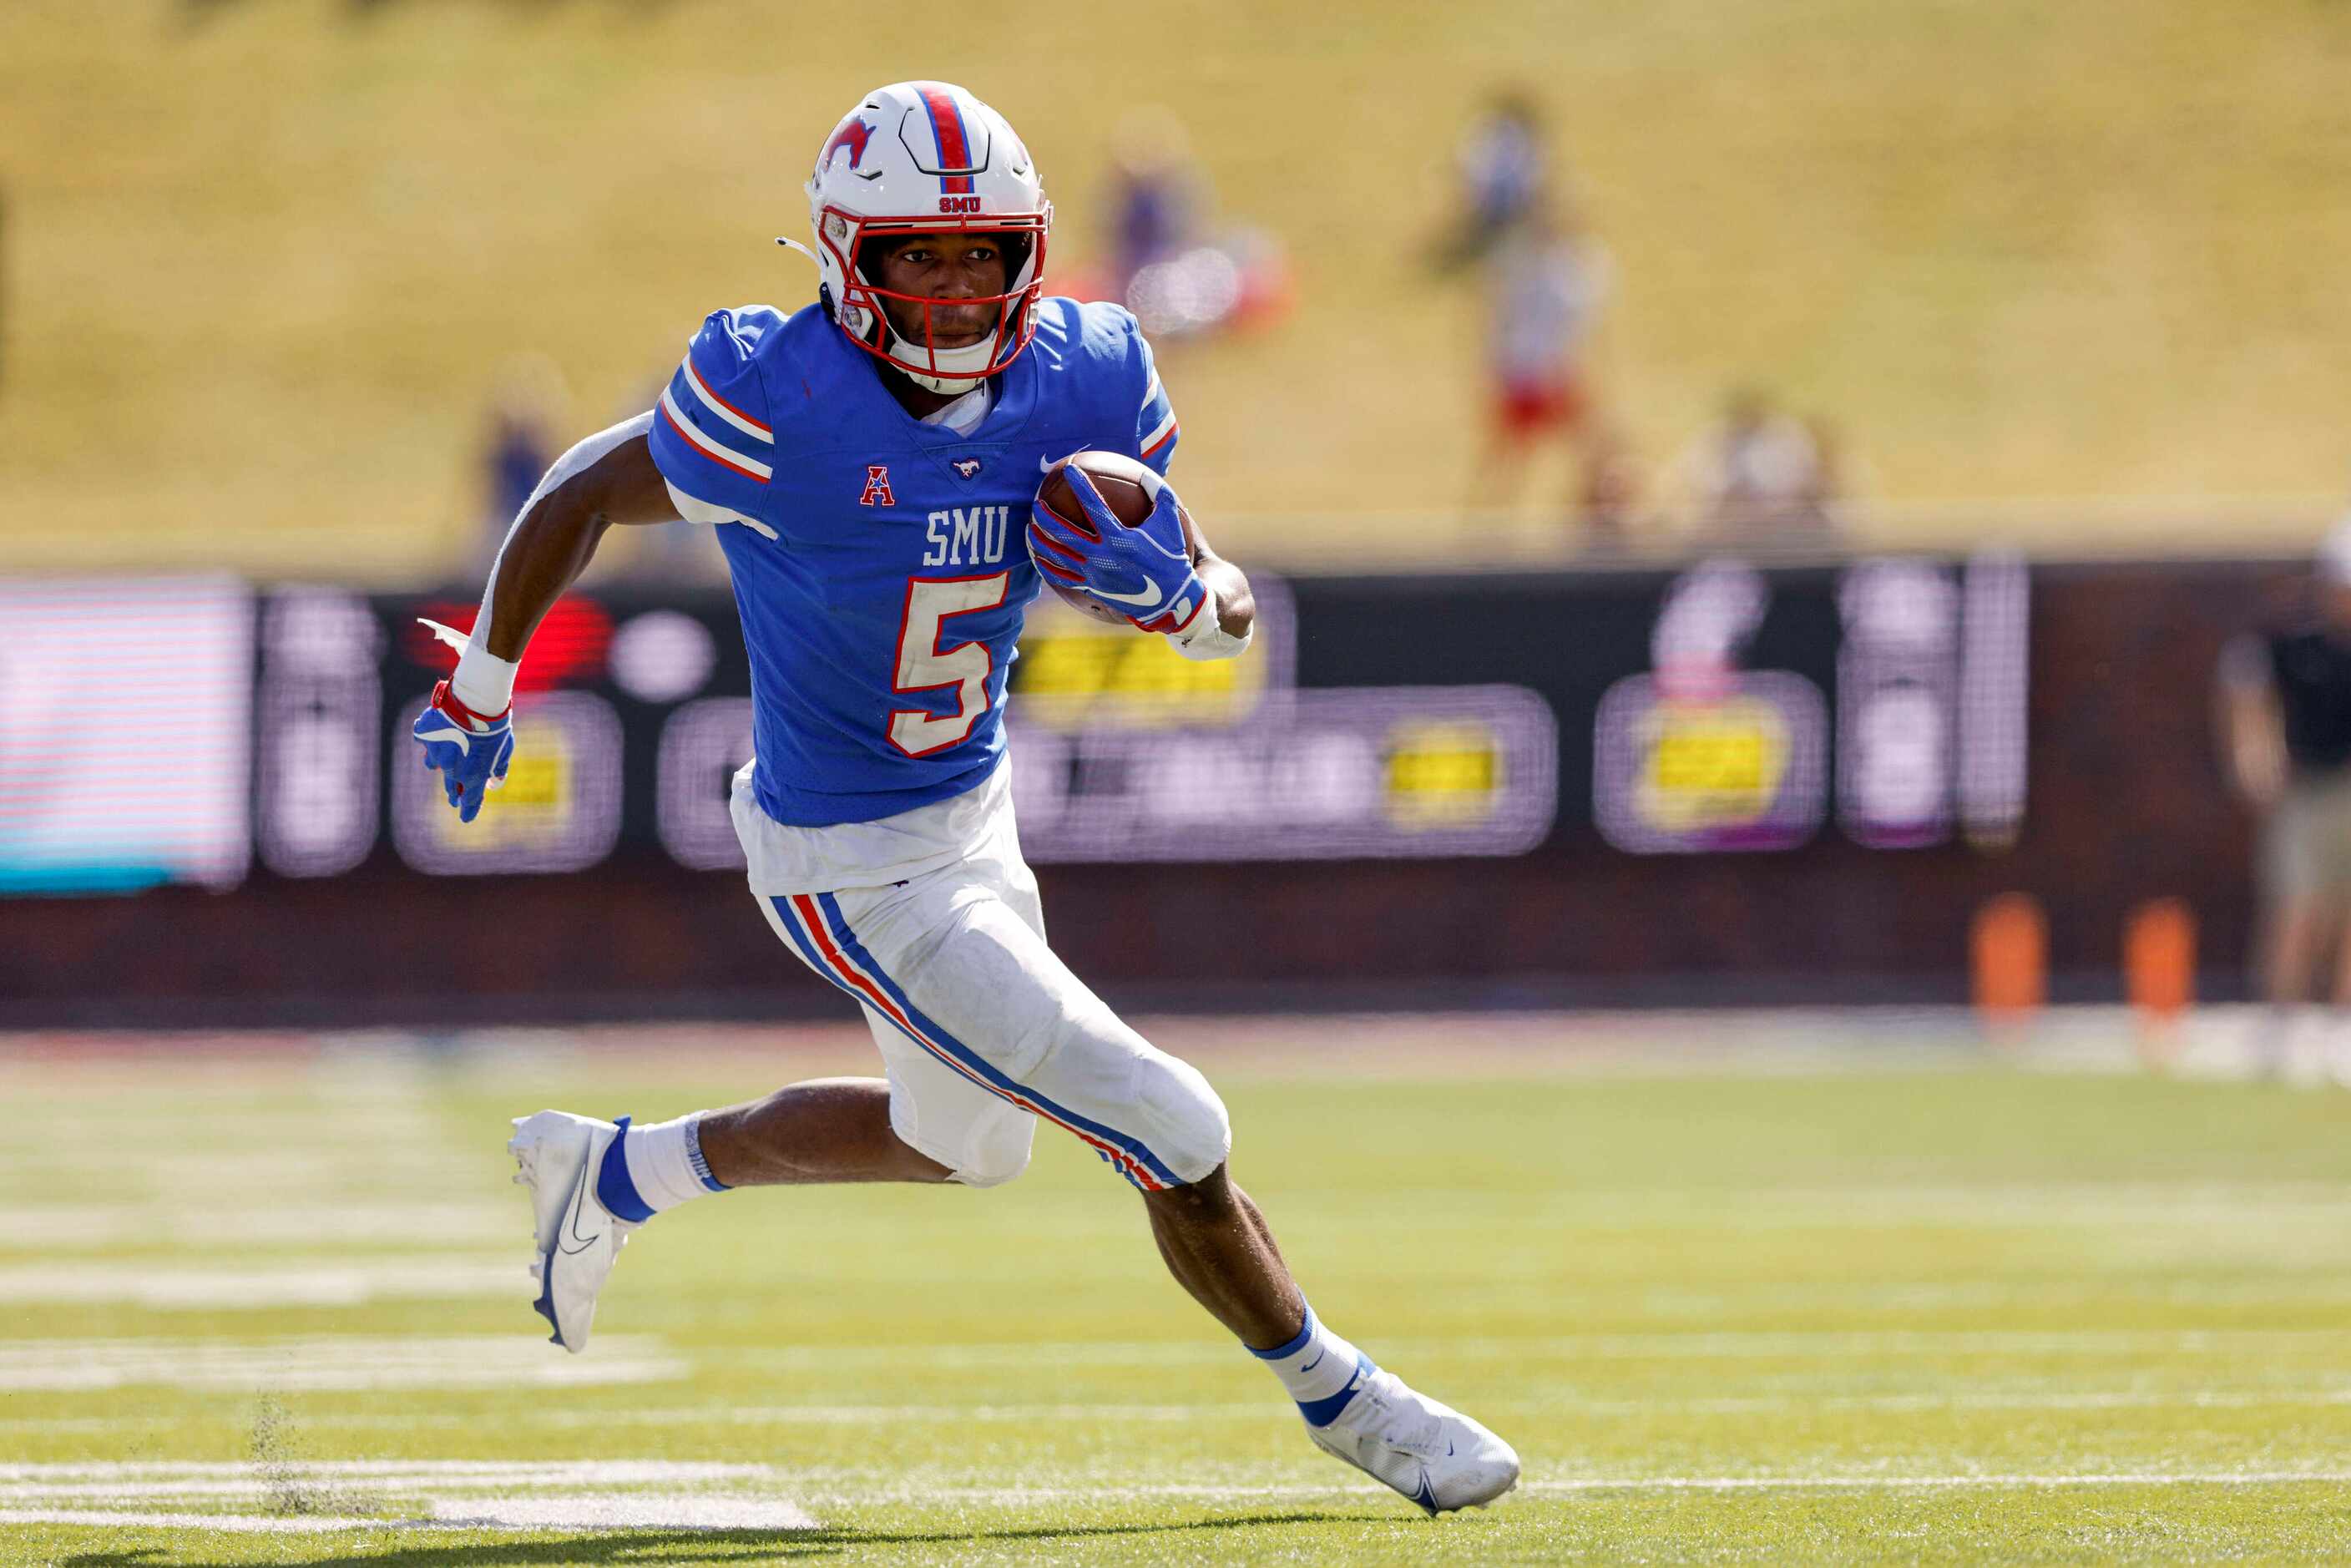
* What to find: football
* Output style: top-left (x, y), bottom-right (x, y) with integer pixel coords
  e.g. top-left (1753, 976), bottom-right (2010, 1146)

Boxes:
top-left (1031, 450), bottom-right (1176, 625)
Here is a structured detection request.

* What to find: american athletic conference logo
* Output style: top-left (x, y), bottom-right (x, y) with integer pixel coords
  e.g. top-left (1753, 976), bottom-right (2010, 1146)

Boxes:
top-left (860, 465), bottom-right (896, 507)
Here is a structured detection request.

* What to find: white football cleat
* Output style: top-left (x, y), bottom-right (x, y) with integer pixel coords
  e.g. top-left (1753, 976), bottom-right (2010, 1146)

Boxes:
top-left (508, 1110), bottom-right (633, 1354)
top-left (1306, 1361), bottom-right (1521, 1515)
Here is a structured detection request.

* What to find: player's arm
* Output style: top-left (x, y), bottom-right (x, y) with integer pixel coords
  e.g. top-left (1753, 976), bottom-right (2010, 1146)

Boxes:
top-left (1032, 468), bottom-right (1255, 660)
top-left (413, 416), bottom-right (678, 821)
top-left (2216, 635), bottom-right (2288, 808)
top-left (476, 417), bottom-right (676, 661)
top-left (1174, 503), bottom-right (1256, 644)
top-left (1100, 306), bottom-right (1254, 656)
top-left (418, 306), bottom-right (782, 821)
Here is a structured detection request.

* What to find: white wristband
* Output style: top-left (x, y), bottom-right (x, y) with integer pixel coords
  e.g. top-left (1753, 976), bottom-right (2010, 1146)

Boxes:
top-left (420, 618), bottom-right (519, 715)
top-left (1167, 584), bottom-right (1252, 662)
top-left (450, 643), bottom-right (520, 716)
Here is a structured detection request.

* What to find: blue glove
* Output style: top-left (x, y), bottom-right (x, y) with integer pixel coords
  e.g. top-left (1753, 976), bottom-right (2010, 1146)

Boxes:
top-left (411, 679), bottom-right (514, 824)
top-left (1028, 468), bottom-right (1211, 635)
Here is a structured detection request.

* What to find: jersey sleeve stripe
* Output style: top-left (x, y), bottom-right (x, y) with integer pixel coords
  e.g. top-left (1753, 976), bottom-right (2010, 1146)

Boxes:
top-left (1140, 408), bottom-right (1179, 458)
top-left (664, 479), bottom-right (779, 539)
top-left (657, 386), bottom-right (772, 483)
top-left (1140, 369), bottom-right (1163, 412)
top-left (680, 357), bottom-right (773, 443)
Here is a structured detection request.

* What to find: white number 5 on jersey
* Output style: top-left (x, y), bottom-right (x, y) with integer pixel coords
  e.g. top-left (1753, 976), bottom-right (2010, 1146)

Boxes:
top-left (888, 574), bottom-right (1010, 757)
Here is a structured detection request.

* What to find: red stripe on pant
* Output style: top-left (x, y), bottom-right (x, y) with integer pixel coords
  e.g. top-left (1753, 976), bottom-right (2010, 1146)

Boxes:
top-left (785, 894), bottom-right (1163, 1189)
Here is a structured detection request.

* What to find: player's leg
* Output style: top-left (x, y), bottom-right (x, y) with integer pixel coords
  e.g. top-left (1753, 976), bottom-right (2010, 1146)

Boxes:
top-left (1470, 381), bottom-right (1533, 513)
top-left (507, 998), bottom-right (1006, 1354)
top-left (775, 840), bottom-right (1516, 1513)
top-left (1138, 1164), bottom-right (1301, 1345)
top-left (2253, 788), bottom-right (2329, 1074)
top-left (545, 902), bottom-right (1044, 1220)
top-left (2316, 787), bottom-right (2351, 1083)
top-left (1137, 1161), bottom-right (1517, 1513)
top-left (696, 1075), bottom-right (952, 1186)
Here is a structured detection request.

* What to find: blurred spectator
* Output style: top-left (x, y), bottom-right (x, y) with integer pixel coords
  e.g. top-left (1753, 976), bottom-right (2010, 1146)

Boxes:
top-left (1432, 91), bottom-right (1550, 273)
top-left (2217, 518), bottom-right (2351, 1080)
top-left (1107, 108), bottom-right (1205, 304)
top-left (477, 353), bottom-right (569, 571)
top-left (1681, 388), bottom-right (1841, 544)
top-left (1084, 109), bottom-right (1292, 342)
top-left (1798, 414), bottom-right (1857, 534)
top-left (1573, 423), bottom-right (1644, 555)
top-left (1469, 203), bottom-right (1615, 529)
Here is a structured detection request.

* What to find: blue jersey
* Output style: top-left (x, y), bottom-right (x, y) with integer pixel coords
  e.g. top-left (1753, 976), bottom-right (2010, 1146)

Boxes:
top-left (648, 296), bottom-right (1181, 827)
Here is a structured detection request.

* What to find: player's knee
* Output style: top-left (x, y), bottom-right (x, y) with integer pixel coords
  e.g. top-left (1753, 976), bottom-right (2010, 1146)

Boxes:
top-left (1135, 1051), bottom-right (1231, 1187)
top-left (949, 1146), bottom-right (1032, 1189)
top-left (947, 1117), bottom-right (1036, 1189)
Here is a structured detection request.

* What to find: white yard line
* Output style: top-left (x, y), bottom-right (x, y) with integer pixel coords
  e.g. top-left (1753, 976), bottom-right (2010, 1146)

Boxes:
top-left (559, 1384), bottom-right (2351, 1420)
top-left (7, 1461), bottom-right (2347, 1534)
top-left (0, 1202), bottom-right (518, 1248)
top-left (0, 1511), bottom-right (412, 1535)
top-left (2, 1325), bottom-right (2337, 1399)
top-left (8, 1383), bottom-right (2351, 1437)
top-left (0, 1260), bottom-right (528, 1310)
top-left (0, 1461), bottom-right (817, 1533)
top-left (0, 1337), bottom-right (685, 1391)
top-left (0, 1501), bottom-right (817, 1532)
top-left (0, 1460), bottom-right (771, 1485)
top-left (712, 1327), bottom-right (2351, 1372)
top-left (775, 1472), bottom-right (2351, 1505)
top-left (1523, 1472), bottom-right (2351, 1493)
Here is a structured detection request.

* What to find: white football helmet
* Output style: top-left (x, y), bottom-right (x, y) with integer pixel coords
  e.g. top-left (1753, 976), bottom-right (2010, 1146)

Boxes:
top-left (801, 82), bottom-right (1052, 393)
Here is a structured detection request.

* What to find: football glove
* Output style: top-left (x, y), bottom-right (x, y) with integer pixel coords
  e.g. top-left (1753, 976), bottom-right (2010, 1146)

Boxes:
top-left (411, 679), bottom-right (514, 824)
top-left (1028, 468), bottom-right (1211, 636)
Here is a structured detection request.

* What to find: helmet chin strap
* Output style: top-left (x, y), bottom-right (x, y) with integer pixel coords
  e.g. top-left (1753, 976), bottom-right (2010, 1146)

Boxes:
top-left (885, 325), bottom-right (999, 396)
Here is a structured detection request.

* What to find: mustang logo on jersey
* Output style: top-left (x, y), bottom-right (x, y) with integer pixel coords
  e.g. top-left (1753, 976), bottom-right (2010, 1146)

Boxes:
top-left (952, 458), bottom-right (983, 479)
top-left (860, 465), bottom-right (897, 507)
top-left (924, 506), bottom-right (1012, 567)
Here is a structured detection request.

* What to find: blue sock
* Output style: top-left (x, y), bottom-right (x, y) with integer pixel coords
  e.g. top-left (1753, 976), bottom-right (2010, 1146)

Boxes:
top-left (1250, 1302), bottom-right (1374, 1426)
top-left (594, 1116), bottom-right (655, 1224)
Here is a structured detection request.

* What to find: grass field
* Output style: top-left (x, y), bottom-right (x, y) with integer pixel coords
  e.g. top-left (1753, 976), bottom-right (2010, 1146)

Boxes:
top-left (5, 1022), bottom-right (2351, 1564)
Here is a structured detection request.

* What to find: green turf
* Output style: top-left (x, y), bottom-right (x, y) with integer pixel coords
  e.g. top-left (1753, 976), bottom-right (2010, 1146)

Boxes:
top-left (5, 1040), bottom-right (2351, 1563)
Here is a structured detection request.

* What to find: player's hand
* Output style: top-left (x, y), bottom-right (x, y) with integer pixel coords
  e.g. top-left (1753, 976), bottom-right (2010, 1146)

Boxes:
top-left (1028, 470), bottom-right (1211, 635)
top-left (411, 679), bottom-right (515, 824)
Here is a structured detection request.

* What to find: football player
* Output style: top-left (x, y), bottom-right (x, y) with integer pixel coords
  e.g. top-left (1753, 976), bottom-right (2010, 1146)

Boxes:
top-left (411, 81), bottom-right (1518, 1514)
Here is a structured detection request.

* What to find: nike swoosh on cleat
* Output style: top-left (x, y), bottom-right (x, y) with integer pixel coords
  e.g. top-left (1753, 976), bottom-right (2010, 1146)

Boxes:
top-left (1093, 581), bottom-right (1162, 609)
top-left (1407, 1471), bottom-right (1440, 1514)
top-left (556, 1150), bottom-right (601, 1256)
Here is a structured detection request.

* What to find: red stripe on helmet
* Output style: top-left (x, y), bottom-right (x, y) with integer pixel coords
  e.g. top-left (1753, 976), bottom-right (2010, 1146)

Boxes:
top-left (917, 83), bottom-right (976, 195)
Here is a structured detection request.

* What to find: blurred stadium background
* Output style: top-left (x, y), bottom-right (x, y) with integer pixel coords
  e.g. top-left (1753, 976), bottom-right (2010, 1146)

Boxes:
top-left (6, 1), bottom-right (2351, 1560)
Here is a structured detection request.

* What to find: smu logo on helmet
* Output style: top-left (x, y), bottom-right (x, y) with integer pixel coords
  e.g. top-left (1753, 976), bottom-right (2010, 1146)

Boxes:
top-left (819, 118), bottom-right (874, 175)
top-left (938, 195), bottom-right (984, 215)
